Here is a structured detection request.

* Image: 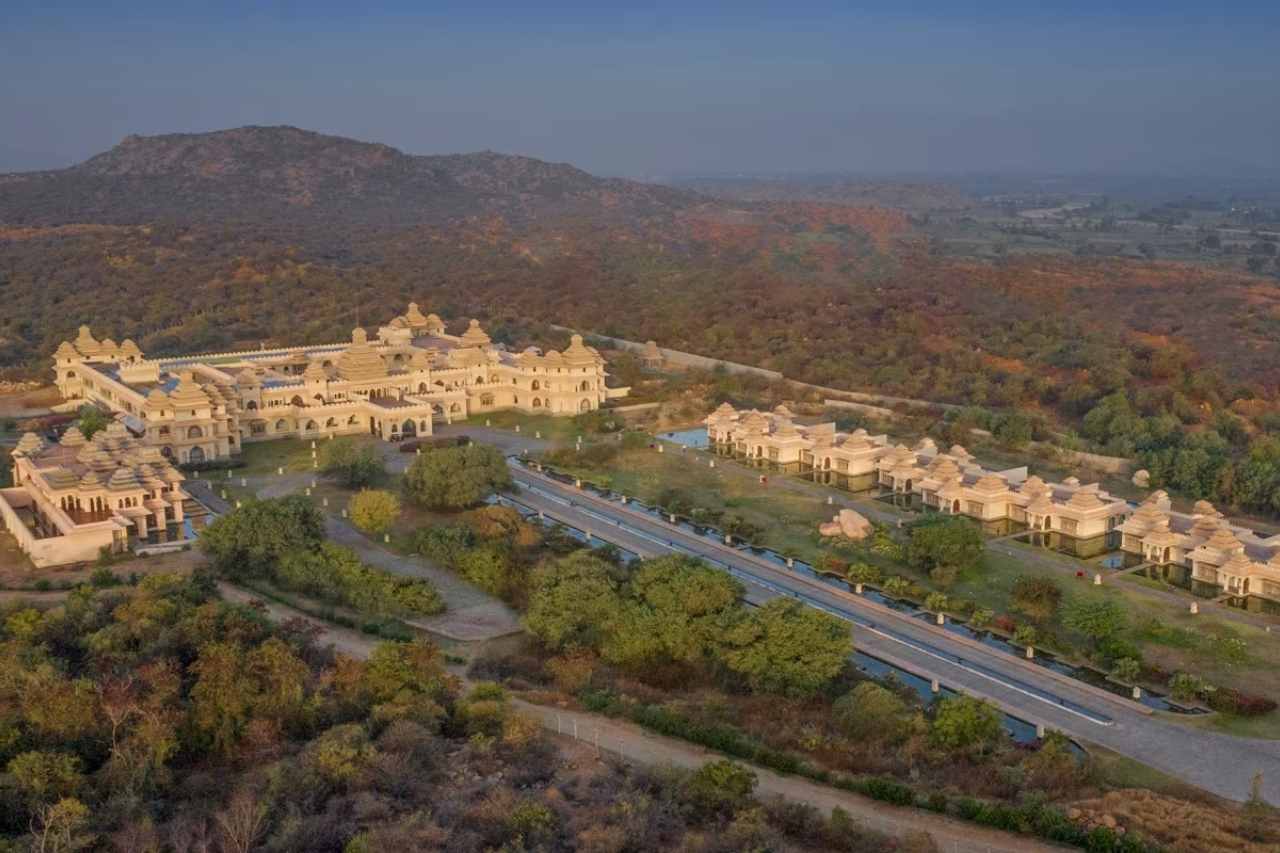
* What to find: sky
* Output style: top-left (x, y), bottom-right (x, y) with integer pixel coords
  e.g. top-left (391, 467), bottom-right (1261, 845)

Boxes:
top-left (3, 1), bottom-right (1279, 178)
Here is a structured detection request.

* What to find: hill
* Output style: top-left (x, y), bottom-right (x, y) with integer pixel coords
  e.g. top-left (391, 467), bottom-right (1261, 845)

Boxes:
top-left (0, 125), bottom-right (701, 227)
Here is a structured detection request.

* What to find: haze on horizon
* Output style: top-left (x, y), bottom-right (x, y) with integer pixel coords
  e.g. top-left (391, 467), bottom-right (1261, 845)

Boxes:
top-left (3, 1), bottom-right (1279, 180)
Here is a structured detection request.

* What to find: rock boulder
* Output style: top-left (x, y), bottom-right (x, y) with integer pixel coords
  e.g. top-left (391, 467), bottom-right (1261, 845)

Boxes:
top-left (818, 508), bottom-right (873, 541)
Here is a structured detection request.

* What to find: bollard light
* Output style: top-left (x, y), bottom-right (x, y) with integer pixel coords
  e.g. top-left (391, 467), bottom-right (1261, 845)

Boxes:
top-left (1189, 602), bottom-right (1199, 615)
top-left (241, 477), bottom-right (247, 487)
top-left (384, 533), bottom-right (390, 544)
top-left (930, 679), bottom-right (940, 694)
top-left (1025, 646), bottom-right (1035, 659)
top-left (854, 582), bottom-right (863, 594)
top-left (936, 612), bottom-right (945, 625)
top-left (277, 466), bottom-right (284, 476)
top-left (322, 497), bottom-right (329, 507)
top-left (1093, 573), bottom-right (1102, 586)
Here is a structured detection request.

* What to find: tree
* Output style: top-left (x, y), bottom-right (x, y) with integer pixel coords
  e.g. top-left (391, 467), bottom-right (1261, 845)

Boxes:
top-left (1062, 597), bottom-right (1126, 643)
top-left (7, 752), bottom-right (83, 807)
top-left (76, 405), bottom-right (109, 440)
top-left (348, 489), bottom-right (401, 536)
top-left (833, 682), bottom-right (909, 742)
top-left (906, 516), bottom-right (984, 586)
top-left (524, 552), bottom-right (622, 650)
top-left (929, 695), bottom-right (1003, 752)
top-left (1111, 657), bottom-right (1141, 684)
top-left (403, 443), bottom-right (511, 509)
top-left (320, 437), bottom-right (385, 488)
top-left (1010, 576), bottom-right (1063, 623)
top-left (29, 797), bottom-right (94, 853)
top-left (199, 496), bottom-right (326, 578)
top-left (622, 556), bottom-right (742, 665)
top-left (721, 598), bottom-right (852, 697)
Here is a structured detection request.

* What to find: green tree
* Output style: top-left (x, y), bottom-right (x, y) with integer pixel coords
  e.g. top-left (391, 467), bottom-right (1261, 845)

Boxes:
top-left (348, 488), bottom-right (401, 536)
top-left (722, 598), bottom-right (852, 697)
top-left (623, 556), bottom-right (742, 664)
top-left (199, 496), bottom-right (326, 578)
top-left (906, 516), bottom-right (984, 586)
top-left (76, 405), bottom-right (109, 440)
top-left (524, 552), bottom-right (622, 650)
top-left (929, 695), bottom-right (1003, 752)
top-left (7, 751), bottom-right (83, 806)
top-left (832, 683), bottom-right (909, 742)
top-left (402, 443), bottom-right (511, 509)
top-left (321, 438), bottom-right (386, 488)
top-left (1062, 597), bottom-right (1127, 643)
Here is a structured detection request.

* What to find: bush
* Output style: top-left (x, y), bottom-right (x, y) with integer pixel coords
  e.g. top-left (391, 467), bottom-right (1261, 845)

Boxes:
top-left (847, 562), bottom-right (882, 585)
top-left (348, 489), bottom-right (401, 536)
top-left (1167, 671), bottom-right (1209, 703)
top-left (1011, 576), bottom-right (1063, 623)
top-left (906, 516), bottom-right (984, 584)
top-left (276, 542), bottom-right (444, 618)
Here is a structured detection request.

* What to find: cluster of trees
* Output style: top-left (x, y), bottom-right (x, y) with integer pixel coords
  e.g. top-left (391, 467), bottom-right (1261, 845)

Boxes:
top-left (201, 496), bottom-right (443, 619)
top-left (1, 576), bottom-right (880, 852)
top-left (414, 505), bottom-right (554, 606)
top-left (1080, 390), bottom-right (1280, 514)
top-left (525, 552), bottom-right (852, 698)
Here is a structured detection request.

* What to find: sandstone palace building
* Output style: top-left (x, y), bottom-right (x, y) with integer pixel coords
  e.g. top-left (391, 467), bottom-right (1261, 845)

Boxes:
top-left (2, 304), bottom-right (626, 566)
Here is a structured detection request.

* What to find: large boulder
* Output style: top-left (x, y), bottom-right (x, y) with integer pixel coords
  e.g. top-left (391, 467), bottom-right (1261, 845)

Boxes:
top-left (819, 508), bottom-right (872, 541)
top-left (1131, 469), bottom-right (1150, 488)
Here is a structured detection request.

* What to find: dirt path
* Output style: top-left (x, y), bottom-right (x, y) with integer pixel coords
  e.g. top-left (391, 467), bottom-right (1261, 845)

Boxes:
top-left (221, 580), bottom-right (1066, 853)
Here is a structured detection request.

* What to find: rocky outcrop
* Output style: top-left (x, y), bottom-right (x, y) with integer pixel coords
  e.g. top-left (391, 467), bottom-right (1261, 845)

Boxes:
top-left (819, 508), bottom-right (872, 541)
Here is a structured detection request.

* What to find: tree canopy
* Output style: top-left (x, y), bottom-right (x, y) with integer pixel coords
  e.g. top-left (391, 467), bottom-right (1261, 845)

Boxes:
top-left (402, 444), bottom-right (512, 510)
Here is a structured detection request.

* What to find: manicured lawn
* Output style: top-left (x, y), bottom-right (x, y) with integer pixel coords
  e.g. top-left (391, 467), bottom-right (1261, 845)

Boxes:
top-left (461, 411), bottom-right (582, 445)
top-left (541, 443), bottom-right (839, 564)
top-left (236, 437), bottom-right (321, 475)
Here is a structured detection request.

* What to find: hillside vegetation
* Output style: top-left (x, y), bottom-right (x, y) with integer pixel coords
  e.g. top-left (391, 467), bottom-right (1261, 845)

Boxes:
top-left (5, 126), bottom-right (1280, 513)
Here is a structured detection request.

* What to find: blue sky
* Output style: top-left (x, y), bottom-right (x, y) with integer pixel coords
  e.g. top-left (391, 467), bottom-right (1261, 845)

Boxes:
top-left (3, 2), bottom-right (1278, 177)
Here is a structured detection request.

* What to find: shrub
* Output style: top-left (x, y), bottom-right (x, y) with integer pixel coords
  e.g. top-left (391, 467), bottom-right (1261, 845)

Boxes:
top-left (847, 562), bottom-right (882, 584)
top-left (1167, 672), bottom-right (1209, 703)
top-left (348, 489), bottom-right (401, 536)
top-left (1010, 576), bottom-right (1063, 623)
top-left (832, 682), bottom-right (909, 742)
top-left (929, 696), bottom-right (1003, 752)
top-left (1110, 657), bottom-right (1141, 684)
top-left (1013, 625), bottom-right (1038, 647)
top-left (924, 592), bottom-right (950, 613)
top-left (969, 608), bottom-right (994, 630)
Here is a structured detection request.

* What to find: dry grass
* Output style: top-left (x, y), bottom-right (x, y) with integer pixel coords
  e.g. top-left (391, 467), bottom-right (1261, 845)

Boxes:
top-left (1069, 789), bottom-right (1280, 853)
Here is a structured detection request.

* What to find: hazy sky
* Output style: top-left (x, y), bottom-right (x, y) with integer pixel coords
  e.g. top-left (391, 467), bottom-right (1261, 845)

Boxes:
top-left (3, 1), bottom-right (1278, 177)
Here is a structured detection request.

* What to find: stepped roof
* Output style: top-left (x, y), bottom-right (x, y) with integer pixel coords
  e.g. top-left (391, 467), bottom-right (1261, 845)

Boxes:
top-left (459, 319), bottom-right (492, 348)
top-left (336, 327), bottom-right (387, 381)
top-left (168, 371), bottom-right (211, 408)
top-left (59, 426), bottom-right (87, 447)
top-left (54, 341), bottom-right (82, 359)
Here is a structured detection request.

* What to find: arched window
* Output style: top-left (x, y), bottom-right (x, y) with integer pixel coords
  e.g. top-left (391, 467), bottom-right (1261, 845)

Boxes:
top-left (275, 419), bottom-right (289, 432)
top-left (531, 380), bottom-right (541, 391)
top-left (246, 400), bottom-right (258, 410)
top-left (325, 417), bottom-right (337, 428)
top-left (187, 425), bottom-right (203, 439)
top-left (579, 399), bottom-right (591, 412)
top-left (532, 397), bottom-right (542, 408)
top-left (580, 380), bottom-right (591, 391)
top-left (418, 382), bottom-right (428, 394)
top-left (475, 376), bottom-right (485, 385)
top-left (305, 420), bottom-right (319, 432)
top-left (480, 393), bottom-right (494, 406)
top-left (290, 395), bottom-right (305, 407)
top-left (449, 403), bottom-right (461, 413)
top-left (188, 447), bottom-right (205, 463)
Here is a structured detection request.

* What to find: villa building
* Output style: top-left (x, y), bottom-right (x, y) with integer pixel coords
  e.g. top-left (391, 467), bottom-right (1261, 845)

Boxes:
top-left (705, 402), bottom-right (1280, 606)
top-left (51, 303), bottom-right (627, 465)
top-left (1, 423), bottom-right (193, 567)
top-left (707, 403), bottom-right (1129, 549)
top-left (2, 304), bottom-right (627, 567)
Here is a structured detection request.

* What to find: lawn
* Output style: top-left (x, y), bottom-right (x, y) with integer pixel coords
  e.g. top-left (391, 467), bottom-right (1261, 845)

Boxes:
top-left (460, 411), bottom-right (583, 445)
top-left (538, 442), bottom-right (840, 564)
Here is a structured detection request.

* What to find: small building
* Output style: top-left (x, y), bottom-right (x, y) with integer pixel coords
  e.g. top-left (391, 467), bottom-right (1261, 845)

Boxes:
top-left (641, 340), bottom-right (664, 369)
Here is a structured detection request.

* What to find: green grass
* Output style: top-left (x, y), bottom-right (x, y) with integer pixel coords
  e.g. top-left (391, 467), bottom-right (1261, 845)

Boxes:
top-left (236, 437), bottom-right (319, 475)
top-left (461, 411), bottom-right (581, 445)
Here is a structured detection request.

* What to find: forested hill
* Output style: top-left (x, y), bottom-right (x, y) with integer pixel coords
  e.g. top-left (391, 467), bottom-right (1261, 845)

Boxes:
top-left (0, 126), bottom-right (701, 227)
